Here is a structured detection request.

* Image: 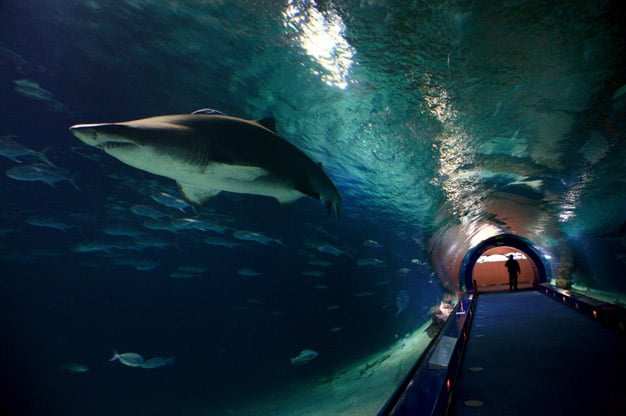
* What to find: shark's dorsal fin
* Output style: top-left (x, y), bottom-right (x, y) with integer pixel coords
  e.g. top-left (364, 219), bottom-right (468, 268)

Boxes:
top-left (192, 108), bottom-right (226, 116)
top-left (257, 117), bottom-right (277, 133)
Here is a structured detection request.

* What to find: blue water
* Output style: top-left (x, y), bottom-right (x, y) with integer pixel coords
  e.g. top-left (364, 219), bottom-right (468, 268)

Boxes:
top-left (2, 1), bottom-right (626, 415)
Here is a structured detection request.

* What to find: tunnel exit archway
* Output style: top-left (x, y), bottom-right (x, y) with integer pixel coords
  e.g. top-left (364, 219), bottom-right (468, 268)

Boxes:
top-left (471, 247), bottom-right (536, 292)
top-left (460, 234), bottom-right (549, 292)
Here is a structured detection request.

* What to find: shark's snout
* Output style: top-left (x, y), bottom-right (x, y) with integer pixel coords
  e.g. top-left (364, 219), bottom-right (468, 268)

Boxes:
top-left (69, 123), bottom-right (137, 150)
top-left (69, 124), bottom-right (98, 145)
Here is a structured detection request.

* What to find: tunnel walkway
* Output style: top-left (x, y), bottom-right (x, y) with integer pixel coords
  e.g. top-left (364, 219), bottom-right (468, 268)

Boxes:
top-left (449, 290), bottom-right (626, 415)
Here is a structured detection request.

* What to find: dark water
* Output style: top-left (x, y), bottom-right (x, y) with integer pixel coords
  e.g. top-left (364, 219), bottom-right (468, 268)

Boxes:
top-left (2, 1), bottom-right (626, 415)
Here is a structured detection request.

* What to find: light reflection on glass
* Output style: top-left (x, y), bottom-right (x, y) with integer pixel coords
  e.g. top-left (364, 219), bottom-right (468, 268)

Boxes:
top-left (467, 222), bottom-right (502, 249)
top-left (283, 0), bottom-right (355, 89)
top-left (422, 75), bottom-right (483, 224)
top-left (558, 170), bottom-right (592, 223)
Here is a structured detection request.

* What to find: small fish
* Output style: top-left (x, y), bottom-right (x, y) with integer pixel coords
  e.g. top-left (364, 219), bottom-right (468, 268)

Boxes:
top-left (301, 270), bottom-right (327, 277)
top-left (356, 257), bottom-right (386, 267)
top-left (233, 230), bottom-right (286, 246)
top-left (109, 350), bottom-right (145, 367)
top-left (140, 356), bottom-right (176, 369)
top-left (14, 79), bottom-right (65, 111)
top-left (0, 135), bottom-right (53, 165)
top-left (178, 265), bottom-right (208, 274)
top-left (60, 363), bottom-right (89, 373)
top-left (134, 235), bottom-right (172, 249)
top-left (72, 240), bottom-right (121, 253)
top-left (114, 258), bottom-right (160, 271)
top-left (6, 164), bottom-right (80, 190)
top-left (316, 244), bottom-right (344, 256)
top-left (142, 219), bottom-right (177, 232)
top-left (237, 267), bottom-right (261, 277)
top-left (14, 79), bottom-right (54, 100)
top-left (25, 215), bottom-right (76, 232)
top-left (0, 46), bottom-right (44, 74)
top-left (171, 217), bottom-right (227, 233)
top-left (613, 83), bottom-right (626, 100)
top-left (102, 224), bottom-right (144, 237)
top-left (307, 259), bottom-right (334, 267)
top-left (204, 236), bottom-right (241, 248)
top-left (395, 289), bottom-right (410, 317)
top-left (130, 204), bottom-right (168, 219)
top-left (151, 192), bottom-right (192, 212)
top-left (363, 239), bottom-right (382, 249)
top-left (353, 291), bottom-right (374, 297)
top-left (71, 145), bottom-right (104, 161)
top-left (170, 272), bottom-right (195, 279)
top-left (290, 349), bottom-right (319, 365)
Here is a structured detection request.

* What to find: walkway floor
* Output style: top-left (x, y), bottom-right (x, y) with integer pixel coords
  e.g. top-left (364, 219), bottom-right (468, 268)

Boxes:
top-left (449, 290), bottom-right (626, 415)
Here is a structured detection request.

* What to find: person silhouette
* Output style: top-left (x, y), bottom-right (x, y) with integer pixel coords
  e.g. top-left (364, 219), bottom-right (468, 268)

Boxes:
top-left (505, 254), bottom-right (521, 290)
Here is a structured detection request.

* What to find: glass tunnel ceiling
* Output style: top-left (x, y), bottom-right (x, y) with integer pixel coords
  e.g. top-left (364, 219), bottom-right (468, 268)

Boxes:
top-left (6, 0), bottom-right (625, 292)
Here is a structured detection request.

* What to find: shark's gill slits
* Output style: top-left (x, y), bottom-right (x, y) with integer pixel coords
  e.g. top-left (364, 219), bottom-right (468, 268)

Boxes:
top-left (100, 141), bottom-right (136, 150)
top-left (187, 139), bottom-right (210, 167)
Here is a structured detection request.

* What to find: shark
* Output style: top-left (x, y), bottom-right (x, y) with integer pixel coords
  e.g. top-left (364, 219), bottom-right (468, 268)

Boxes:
top-left (69, 109), bottom-right (342, 217)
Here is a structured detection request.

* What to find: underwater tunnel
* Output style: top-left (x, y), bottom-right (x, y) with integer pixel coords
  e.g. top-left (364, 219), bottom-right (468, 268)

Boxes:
top-left (2, 1), bottom-right (626, 416)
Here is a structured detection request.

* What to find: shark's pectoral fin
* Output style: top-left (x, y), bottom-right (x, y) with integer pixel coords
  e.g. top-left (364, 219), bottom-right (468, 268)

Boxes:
top-left (275, 192), bottom-right (304, 208)
top-left (177, 182), bottom-right (221, 205)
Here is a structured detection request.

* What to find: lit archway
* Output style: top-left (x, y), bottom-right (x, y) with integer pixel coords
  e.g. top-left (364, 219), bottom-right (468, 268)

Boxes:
top-left (472, 247), bottom-right (535, 291)
top-left (460, 234), bottom-right (549, 292)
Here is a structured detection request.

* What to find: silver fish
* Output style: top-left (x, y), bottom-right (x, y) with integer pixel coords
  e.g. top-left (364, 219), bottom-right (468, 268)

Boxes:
top-left (233, 230), bottom-right (286, 246)
top-left (109, 350), bottom-right (144, 367)
top-left (140, 356), bottom-right (176, 369)
top-left (25, 215), bottom-right (76, 232)
top-left (395, 289), bottom-right (410, 317)
top-left (151, 192), bottom-right (192, 212)
top-left (237, 267), bottom-right (261, 277)
top-left (6, 163), bottom-right (79, 190)
top-left (14, 79), bottom-right (65, 112)
top-left (290, 349), bottom-right (319, 365)
top-left (316, 243), bottom-right (345, 256)
top-left (0, 135), bottom-right (53, 165)
top-left (356, 257), bottom-right (386, 267)
top-left (60, 363), bottom-right (89, 373)
top-left (363, 239), bottom-right (382, 249)
top-left (130, 204), bottom-right (168, 219)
